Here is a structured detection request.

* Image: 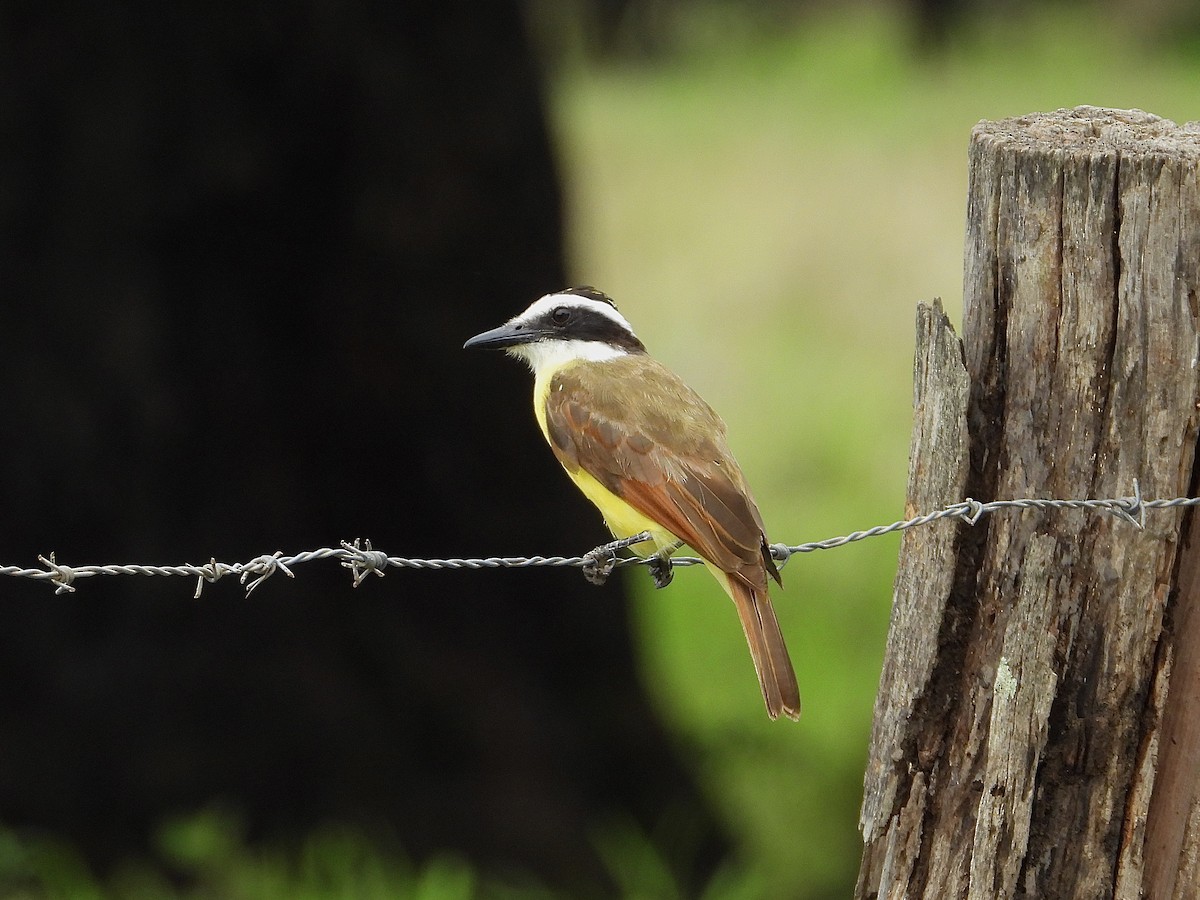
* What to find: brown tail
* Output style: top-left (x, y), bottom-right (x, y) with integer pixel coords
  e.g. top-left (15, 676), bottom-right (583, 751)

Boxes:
top-left (725, 575), bottom-right (801, 720)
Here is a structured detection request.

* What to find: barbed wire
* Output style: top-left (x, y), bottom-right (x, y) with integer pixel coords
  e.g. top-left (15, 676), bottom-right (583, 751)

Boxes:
top-left (2, 481), bottom-right (1196, 596)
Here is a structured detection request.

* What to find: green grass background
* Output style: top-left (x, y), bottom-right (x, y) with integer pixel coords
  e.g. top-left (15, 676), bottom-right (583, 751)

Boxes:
top-left (4, 5), bottom-right (1198, 898)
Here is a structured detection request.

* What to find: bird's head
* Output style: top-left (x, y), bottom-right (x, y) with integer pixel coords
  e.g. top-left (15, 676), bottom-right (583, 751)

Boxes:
top-left (463, 287), bottom-right (646, 373)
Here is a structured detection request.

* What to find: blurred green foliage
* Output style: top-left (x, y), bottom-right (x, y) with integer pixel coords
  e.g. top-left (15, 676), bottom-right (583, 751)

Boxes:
top-left (0, 811), bottom-right (758, 899)
top-left (4, 5), bottom-right (1197, 899)
top-left (0, 810), bottom-right (512, 899)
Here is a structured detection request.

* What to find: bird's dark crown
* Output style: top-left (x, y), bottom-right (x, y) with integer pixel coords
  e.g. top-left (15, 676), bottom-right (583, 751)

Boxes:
top-left (559, 285), bottom-right (619, 310)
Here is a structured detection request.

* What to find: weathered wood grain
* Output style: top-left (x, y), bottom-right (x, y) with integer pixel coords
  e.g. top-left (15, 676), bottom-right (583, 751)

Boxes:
top-left (856, 107), bottom-right (1200, 899)
top-left (1141, 517), bottom-right (1200, 899)
top-left (856, 300), bottom-right (970, 898)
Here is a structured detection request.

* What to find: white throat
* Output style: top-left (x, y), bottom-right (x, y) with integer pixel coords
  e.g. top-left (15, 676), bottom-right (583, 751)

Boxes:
top-left (508, 338), bottom-right (628, 377)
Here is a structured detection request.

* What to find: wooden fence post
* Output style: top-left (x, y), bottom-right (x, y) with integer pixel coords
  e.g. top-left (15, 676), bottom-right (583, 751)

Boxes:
top-left (856, 107), bottom-right (1200, 899)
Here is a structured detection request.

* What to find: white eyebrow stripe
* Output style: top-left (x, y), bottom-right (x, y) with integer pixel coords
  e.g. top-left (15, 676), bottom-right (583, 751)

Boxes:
top-left (512, 293), bottom-right (637, 336)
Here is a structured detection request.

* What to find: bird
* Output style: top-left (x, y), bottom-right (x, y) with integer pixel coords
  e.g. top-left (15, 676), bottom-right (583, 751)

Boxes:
top-left (463, 286), bottom-right (800, 720)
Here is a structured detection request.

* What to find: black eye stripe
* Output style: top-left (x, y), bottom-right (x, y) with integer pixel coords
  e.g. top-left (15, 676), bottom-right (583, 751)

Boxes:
top-left (535, 306), bottom-right (645, 353)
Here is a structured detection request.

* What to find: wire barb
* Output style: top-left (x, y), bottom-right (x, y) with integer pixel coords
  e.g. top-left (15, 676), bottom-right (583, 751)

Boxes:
top-left (240, 552), bottom-right (294, 596)
top-left (957, 498), bottom-right (987, 526)
top-left (4, 482), bottom-right (1198, 596)
top-left (341, 539), bottom-right (388, 587)
top-left (38, 552), bottom-right (77, 594)
top-left (1111, 478), bottom-right (1146, 530)
top-left (192, 558), bottom-right (226, 599)
top-left (769, 543), bottom-right (792, 568)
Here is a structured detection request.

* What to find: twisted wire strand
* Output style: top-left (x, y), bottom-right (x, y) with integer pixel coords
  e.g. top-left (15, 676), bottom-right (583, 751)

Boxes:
top-left (4, 482), bottom-right (1195, 595)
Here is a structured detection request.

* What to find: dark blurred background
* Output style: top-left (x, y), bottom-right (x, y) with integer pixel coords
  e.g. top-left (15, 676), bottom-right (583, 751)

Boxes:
top-left (0, 1), bottom-right (1196, 897)
top-left (0, 1), bottom-right (723, 895)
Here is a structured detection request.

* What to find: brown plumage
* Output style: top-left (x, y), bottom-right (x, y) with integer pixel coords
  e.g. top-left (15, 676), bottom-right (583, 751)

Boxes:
top-left (545, 355), bottom-right (801, 720)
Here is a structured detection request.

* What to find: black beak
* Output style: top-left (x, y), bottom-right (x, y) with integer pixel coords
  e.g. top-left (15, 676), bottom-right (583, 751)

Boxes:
top-left (463, 322), bottom-right (538, 350)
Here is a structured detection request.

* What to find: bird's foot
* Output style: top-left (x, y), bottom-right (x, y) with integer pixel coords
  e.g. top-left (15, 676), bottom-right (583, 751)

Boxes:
top-left (579, 532), bottom-right (653, 587)
top-left (647, 555), bottom-right (674, 589)
top-left (581, 547), bottom-right (617, 586)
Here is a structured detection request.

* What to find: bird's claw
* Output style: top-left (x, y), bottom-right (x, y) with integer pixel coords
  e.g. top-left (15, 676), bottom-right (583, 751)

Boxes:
top-left (647, 555), bottom-right (674, 589)
top-left (582, 547), bottom-right (617, 586)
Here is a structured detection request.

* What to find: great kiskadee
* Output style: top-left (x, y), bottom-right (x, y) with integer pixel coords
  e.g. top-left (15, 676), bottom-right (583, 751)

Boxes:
top-left (464, 287), bottom-right (800, 721)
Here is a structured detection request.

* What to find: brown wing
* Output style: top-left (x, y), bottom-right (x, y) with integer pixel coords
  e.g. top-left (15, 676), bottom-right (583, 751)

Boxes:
top-left (544, 356), bottom-right (779, 588)
top-left (546, 356), bottom-right (799, 719)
